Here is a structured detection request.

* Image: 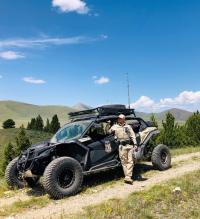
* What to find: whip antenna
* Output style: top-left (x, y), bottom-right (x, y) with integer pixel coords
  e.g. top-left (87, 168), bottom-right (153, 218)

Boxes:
top-left (126, 73), bottom-right (131, 109)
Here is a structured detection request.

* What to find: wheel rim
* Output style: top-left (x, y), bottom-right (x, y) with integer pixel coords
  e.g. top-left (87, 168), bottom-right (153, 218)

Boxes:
top-left (15, 167), bottom-right (24, 183)
top-left (57, 169), bottom-right (75, 189)
top-left (161, 150), bottom-right (168, 164)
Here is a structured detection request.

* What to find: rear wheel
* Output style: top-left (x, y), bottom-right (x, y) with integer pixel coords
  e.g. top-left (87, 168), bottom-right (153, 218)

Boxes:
top-left (5, 157), bottom-right (26, 188)
top-left (151, 144), bottom-right (171, 170)
top-left (43, 157), bottom-right (83, 199)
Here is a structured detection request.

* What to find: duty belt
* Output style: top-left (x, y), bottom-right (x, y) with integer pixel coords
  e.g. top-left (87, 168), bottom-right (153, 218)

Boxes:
top-left (119, 139), bottom-right (131, 146)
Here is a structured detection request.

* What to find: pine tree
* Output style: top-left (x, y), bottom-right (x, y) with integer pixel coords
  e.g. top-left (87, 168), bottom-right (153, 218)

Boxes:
top-left (15, 125), bottom-right (31, 156)
top-left (44, 118), bottom-right (50, 132)
top-left (185, 111), bottom-right (200, 145)
top-left (50, 114), bottom-right (60, 133)
top-left (160, 112), bottom-right (178, 148)
top-left (150, 114), bottom-right (158, 128)
top-left (27, 122), bottom-right (31, 130)
top-left (35, 115), bottom-right (44, 131)
top-left (2, 142), bottom-right (15, 171)
top-left (2, 119), bottom-right (15, 129)
top-left (29, 118), bottom-right (36, 130)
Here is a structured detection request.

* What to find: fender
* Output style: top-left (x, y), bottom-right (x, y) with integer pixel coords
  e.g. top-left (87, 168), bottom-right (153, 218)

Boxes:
top-left (134, 129), bottom-right (160, 160)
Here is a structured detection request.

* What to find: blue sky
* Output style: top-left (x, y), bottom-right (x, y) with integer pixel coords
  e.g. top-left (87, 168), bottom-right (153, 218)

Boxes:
top-left (0, 0), bottom-right (200, 112)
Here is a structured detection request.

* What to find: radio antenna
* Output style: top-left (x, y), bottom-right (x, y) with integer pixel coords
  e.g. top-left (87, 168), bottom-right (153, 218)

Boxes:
top-left (126, 73), bottom-right (131, 109)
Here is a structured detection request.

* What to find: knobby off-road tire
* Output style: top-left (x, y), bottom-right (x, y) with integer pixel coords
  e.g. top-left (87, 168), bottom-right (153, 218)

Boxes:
top-left (43, 157), bottom-right (83, 199)
top-left (151, 144), bottom-right (171, 171)
top-left (5, 157), bottom-right (26, 188)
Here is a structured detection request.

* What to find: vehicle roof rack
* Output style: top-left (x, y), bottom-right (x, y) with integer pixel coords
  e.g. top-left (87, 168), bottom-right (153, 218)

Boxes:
top-left (68, 104), bottom-right (136, 120)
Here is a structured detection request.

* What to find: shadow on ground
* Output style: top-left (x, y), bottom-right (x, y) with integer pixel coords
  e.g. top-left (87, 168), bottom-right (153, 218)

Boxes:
top-left (26, 162), bottom-right (155, 197)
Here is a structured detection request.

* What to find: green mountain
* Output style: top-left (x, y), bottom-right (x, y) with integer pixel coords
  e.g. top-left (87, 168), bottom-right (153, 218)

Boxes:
top-left (0, 101), bottom-right (194, 129)
top-left (136, 108), bottom-right (193, 123)
top-left (0, 100), bottom-right (74, 128)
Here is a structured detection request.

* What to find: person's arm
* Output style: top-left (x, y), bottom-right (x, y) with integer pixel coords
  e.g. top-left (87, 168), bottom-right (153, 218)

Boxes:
top-left (107, 123), bottom-right (115, 134)
top-left (128, 125), bottom-right (137, 147)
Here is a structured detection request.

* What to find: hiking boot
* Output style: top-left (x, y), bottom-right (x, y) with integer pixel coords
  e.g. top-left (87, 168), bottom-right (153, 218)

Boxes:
top-left (124, 177), bottom-right (133, 185)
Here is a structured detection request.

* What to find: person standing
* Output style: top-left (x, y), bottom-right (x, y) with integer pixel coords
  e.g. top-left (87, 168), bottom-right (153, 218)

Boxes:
top-left (109, 114), bottom-right (137, 184)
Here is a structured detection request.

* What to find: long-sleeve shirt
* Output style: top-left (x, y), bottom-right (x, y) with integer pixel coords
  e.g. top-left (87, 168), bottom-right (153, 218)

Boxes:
top-left (109, 123), bottom-right (137, 145)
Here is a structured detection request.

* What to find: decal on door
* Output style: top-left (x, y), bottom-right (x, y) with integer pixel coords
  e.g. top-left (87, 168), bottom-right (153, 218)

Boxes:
top-left (105, 140), bottom-right (112, 153)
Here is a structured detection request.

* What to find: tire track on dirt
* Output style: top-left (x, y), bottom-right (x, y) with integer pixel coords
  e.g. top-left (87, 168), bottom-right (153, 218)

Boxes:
top-left (1, 152), bottom-right (199, 219)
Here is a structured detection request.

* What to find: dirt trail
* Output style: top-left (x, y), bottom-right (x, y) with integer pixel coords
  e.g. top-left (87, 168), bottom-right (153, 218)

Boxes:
top-left (1, 152), bottom-right (200, 219)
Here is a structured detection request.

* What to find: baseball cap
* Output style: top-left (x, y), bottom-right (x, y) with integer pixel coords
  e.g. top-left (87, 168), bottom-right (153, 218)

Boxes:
top-left (118, 114), bottom-right (125, 119)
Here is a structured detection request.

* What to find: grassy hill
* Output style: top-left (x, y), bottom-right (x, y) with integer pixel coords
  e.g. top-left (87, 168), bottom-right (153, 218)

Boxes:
top-left (0, 101), bottom-right (195, 129)
top-left (155, 108), bottom-right (193, 121)
top-left (0, 128), bottom-right (53, 146)
top-left (0, 100), bottom-right (74, 128)
top-left (0, 128), bottom-right (53, 162)
top-left (136, 108), bottom-right (193, 123)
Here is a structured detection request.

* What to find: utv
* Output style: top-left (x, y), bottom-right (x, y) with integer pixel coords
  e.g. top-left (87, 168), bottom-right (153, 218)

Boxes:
top-left (5, 105), bottom-right (171, 199)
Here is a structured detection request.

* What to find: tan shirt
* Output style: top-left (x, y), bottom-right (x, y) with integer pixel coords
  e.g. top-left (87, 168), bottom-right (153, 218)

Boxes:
top-left (109, 123), bottom-right (137, 145)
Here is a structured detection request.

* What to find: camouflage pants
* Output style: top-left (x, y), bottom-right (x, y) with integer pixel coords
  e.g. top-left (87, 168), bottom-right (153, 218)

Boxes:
top-left (119, 144), bottom-right (134, 179)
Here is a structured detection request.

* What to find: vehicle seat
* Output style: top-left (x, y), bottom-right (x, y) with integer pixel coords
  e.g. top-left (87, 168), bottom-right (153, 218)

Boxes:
top-left (139, 127), bottom-right (158, 144)
top-left (130, 121), bottom-right (141, 134)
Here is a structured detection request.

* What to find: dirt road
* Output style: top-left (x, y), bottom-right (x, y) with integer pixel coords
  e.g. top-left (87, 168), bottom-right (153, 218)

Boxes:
top-left (1, 152), bottom-right (200, 219)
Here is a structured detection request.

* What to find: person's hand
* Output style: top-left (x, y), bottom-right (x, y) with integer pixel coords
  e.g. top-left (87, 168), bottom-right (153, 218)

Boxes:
top-left (134, 145), bottom-right (138, 152)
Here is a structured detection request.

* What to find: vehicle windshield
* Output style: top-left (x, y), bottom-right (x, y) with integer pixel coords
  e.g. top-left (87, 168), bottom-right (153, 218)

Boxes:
top-left (50, 120), bottom-right (92, 143)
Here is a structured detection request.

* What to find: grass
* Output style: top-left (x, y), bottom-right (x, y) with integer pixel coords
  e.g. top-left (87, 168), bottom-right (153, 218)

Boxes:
top-left (0, 128), bottom-right (53, 147)
top-left (0, 146), bottom-right (199, 217)
top-left (171, 145), bottom-right (200, 156)
top-left (0, 128), bottom-right (53, 176)
top-left (0, 178), bottom-right (8, 198)
top-left (0, 100), bottom-right (73, 128)
top-left (73, 170), bottom-right (200, 219)
top-left (0, 196), bottom-right (50, 217)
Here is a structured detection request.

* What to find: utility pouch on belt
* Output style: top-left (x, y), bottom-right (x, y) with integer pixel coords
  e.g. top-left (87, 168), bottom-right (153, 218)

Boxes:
top-left (120, 139), bottom-right (131, 146)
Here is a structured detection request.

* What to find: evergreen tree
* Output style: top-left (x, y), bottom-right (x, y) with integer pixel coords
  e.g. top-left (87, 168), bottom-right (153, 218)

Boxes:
top-left (2, 142), bottom-right (15, 171)
top-left (50, 114), bottom-right (60, 133)
top-left (35, 115), bottom-right (44, 131)
top-left (27, 122), bottom-right (31, 130)
top-left (29, 118), bottom-right (36, 130)
top-left (15, 125), bottom-right (31, 156)
top-left (44, 118), bottom-right (50, 132)
top-left (160, 112), bottom-right (178, 148)
top-left (2, 119), bottom-right (15, 129)
top-left (150, 114), bottom-right (158, 128)
top-left (185, 111), bottom-right (200, 145)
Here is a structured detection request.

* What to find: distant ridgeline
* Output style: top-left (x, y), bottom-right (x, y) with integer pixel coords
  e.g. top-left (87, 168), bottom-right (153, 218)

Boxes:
top-left (0, 100), bottom-right (193, 128)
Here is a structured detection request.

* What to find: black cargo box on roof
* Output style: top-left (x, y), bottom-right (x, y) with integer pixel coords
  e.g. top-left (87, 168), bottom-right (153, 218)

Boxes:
top-left (68, 104), bottom-right (136, 119)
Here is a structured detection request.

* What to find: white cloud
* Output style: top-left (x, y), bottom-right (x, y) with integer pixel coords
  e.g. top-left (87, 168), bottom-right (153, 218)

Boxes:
top-left (0, 51), bottom-right (25, 60)
top-left (131, 91), bottom-right (200, 112)
top-left (0, 35), bottom-right (107, 49)
top-left (52, 0), bottom-right (89, 14)
top-left (94, 76), bottom-right (110, 85)
top-left (23, 77), bottom-right (46, 84)
top-left (131, 96), bottom-right (155, 109)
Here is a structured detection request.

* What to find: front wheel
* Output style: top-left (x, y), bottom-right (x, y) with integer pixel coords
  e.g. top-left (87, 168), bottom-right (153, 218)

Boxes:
top-left (151, 144), bottom-right (171, 171)
top-left (43, 157), bottom-right (83, 199)
top-left (5, 157), bottom-right (26, 188)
